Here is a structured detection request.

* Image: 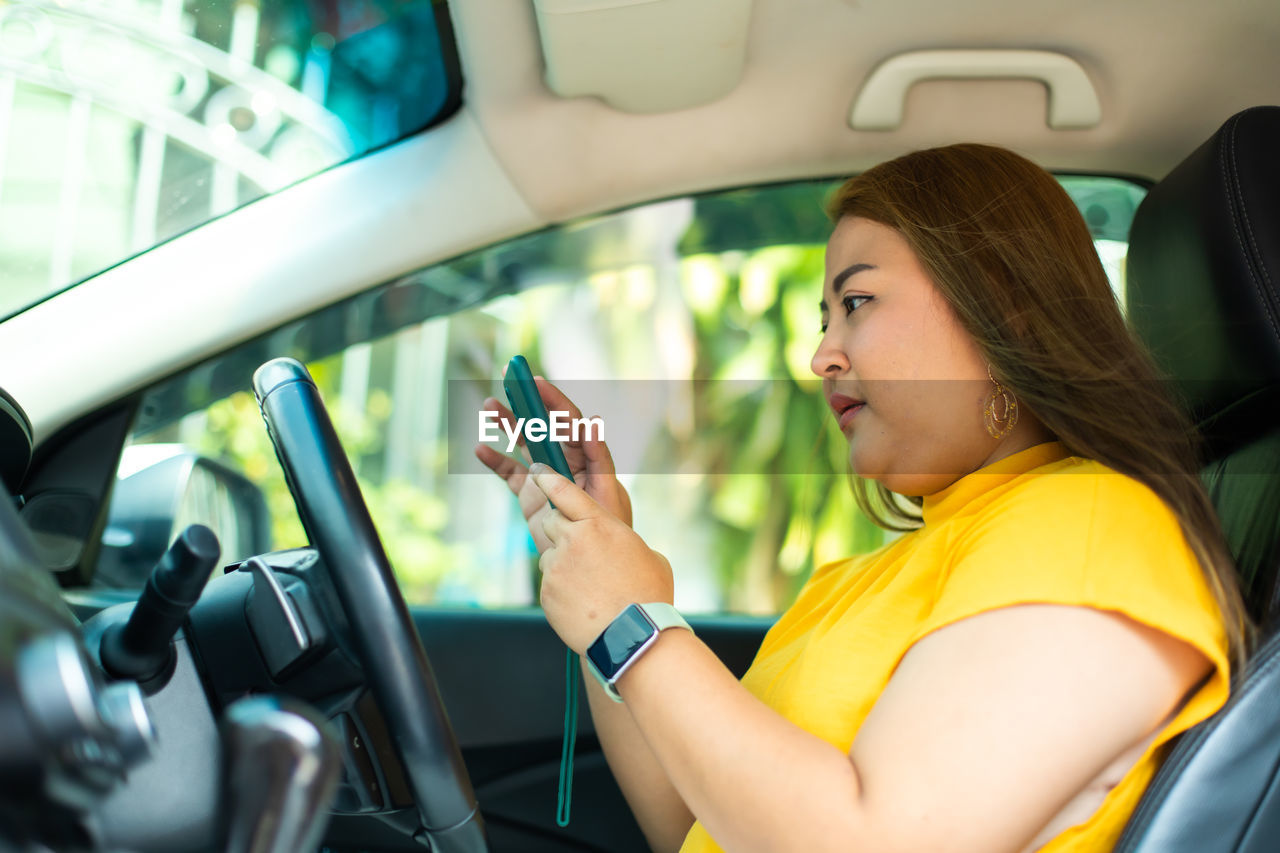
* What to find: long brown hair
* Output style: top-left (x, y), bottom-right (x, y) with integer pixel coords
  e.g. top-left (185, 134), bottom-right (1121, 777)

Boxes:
top-left (827, 143), bottom-right (1252, 669)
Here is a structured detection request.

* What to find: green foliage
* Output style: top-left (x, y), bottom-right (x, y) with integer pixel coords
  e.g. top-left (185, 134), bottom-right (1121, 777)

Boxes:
top-left (190, 350), bottom-right (469, 603)
top-left (668, 245), bottom-right (882, 613)
top-left (677, 181), bottom-right (839, 255)
top-left (195, 390), bottom-right (307, 550)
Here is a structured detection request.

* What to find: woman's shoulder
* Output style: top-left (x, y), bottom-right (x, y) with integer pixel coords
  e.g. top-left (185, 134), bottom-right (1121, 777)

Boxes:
top-left (938, 452), bottom-right (1220, 637)
top-left (980, 453), bottom-right (1183, 539)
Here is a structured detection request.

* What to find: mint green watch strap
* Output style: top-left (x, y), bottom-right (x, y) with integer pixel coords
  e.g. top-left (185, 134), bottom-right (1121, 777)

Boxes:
top-left (639, 602), bottom-right (691, 633)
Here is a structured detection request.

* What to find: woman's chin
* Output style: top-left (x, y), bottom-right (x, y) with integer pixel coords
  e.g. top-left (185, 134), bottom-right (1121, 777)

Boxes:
top-left (849, 457), bottom-right (940, 498)
top-left (847, 447), bottom-right (884, 484)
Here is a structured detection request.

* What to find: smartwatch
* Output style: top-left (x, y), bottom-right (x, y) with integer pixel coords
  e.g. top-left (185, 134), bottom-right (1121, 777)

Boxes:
top-left (585, 603), bottom-right (692, 703)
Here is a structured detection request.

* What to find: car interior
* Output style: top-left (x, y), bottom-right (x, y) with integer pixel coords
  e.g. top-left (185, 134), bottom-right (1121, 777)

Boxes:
top-left (0, 1), bottom-right (1278, 851)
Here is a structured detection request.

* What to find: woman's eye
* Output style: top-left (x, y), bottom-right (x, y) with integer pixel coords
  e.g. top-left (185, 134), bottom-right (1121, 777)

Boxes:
top-left (820, 295), bottom-right (871, 332)
top-left (842, 294), bottom-right (871, 315)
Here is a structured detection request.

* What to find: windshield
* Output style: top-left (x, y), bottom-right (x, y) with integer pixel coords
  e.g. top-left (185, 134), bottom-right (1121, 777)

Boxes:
top-left (0, 0), bottom-right (460, 319)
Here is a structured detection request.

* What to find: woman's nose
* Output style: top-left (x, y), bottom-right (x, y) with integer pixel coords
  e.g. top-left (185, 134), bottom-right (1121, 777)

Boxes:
top-left (811, 333), bottom-right (849, 378)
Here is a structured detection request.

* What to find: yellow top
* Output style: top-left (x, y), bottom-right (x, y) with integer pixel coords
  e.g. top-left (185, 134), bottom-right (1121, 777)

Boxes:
top-left (678, 441), bottom-right (1230, 852)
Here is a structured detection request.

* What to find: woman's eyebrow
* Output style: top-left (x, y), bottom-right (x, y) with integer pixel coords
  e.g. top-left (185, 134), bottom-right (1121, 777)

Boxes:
top-left (820, 263), bottom-right (877, 311)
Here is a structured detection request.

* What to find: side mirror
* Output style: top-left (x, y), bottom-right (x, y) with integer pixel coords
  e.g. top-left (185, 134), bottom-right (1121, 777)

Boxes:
top-left (95, 446), bottom-right (270, 588)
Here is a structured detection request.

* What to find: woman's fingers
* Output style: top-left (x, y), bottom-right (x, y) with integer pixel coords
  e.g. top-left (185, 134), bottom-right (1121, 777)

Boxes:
top-left (480, 396), bottom-right (529, 451)
top-left (480, 380), bottom-right (632, 526)
top-left (532, 380), bottom-right (622, 482)
top-left (531, 377), bottom-right (597, 468)
top-left (476, 441), bottom-right (550, 528)
top-left (474, 442), bottom-right (527, 495)
top-left (540, 505), bottom-right (568, 546)
top-left (476, 443), bottom-right (553, 529)
top-left (534, 376), bottom-right (585, 422)
top-left (528, 463), bottom-right (602, 522)
top-left (581, 414), bottom-right (620, 479)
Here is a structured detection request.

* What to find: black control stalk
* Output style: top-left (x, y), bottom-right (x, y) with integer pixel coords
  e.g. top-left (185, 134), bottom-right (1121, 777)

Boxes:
top-left (99, 524), bottom-right (220, 688)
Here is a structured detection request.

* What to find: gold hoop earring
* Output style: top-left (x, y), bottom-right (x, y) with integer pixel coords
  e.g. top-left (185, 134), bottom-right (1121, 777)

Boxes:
top-left (983, 364), bottom-right (1019, 439)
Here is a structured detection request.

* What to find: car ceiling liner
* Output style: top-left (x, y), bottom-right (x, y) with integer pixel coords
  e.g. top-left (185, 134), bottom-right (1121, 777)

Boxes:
top-left (530, 1), bottom-right (1102, 135)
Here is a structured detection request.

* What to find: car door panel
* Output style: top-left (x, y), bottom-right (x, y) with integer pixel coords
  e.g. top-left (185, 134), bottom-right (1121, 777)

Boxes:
top-left (406, 607), bottom-right (773, 851)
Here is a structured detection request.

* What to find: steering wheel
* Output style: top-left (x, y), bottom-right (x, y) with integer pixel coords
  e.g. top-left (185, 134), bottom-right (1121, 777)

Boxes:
top-left (252, 358), bottom-right (488, 853)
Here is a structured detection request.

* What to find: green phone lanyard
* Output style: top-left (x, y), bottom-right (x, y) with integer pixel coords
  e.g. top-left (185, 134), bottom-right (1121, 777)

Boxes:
top-left (557, 648), bottom-right (580, 826)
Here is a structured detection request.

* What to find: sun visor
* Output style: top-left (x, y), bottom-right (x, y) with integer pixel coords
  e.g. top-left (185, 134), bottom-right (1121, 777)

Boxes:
top-left (533, 0), bottom-right (753, 113)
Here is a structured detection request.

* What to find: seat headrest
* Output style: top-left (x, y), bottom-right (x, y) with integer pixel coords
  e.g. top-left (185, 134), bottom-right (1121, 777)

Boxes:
top-left (0, 386), bottom-right (32, 494)
top-left (1127, 106), bottom-right (1280, 457)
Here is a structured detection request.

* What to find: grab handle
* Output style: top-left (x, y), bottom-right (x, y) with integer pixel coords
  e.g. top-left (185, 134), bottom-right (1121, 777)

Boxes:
top-left (850, 49), bottom-right (1102, 130)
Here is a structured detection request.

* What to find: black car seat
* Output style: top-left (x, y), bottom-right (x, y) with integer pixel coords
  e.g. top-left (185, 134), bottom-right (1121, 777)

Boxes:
top-left (1115, 104), bottom-right (1280, 850)
top-left (0, 386), bottom-right (33, 495)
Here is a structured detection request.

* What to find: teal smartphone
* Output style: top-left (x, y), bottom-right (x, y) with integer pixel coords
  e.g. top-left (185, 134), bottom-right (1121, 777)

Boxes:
top-left (504, 356), bottom-right (582, 825)
top-left (503, 355), bottom-right (574, 479)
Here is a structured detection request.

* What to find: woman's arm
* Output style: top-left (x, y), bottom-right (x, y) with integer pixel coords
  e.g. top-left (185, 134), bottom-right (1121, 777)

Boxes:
top-left (581, 659), bottom-right (696, 852)
top-left (615, 603), bottom-right (1211, 853)
top-left (532, 466), bottom-right (1215, 853)
top-left (474, 382), bottom-right (693, 848)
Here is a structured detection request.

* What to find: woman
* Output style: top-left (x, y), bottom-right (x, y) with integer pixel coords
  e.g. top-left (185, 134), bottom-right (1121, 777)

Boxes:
top-left (475, 144), bottom-right (1248, 852)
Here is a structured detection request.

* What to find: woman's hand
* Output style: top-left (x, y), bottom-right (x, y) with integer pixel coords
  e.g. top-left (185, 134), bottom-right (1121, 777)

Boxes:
top-left (528, 463), bottom-right (674, 654)
top-left (474, 375), bottom-right (633, 555)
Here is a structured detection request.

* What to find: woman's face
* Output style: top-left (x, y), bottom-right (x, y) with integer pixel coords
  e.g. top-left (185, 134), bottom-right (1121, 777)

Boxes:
top-left (811, 216), bottom-right (1030, 496)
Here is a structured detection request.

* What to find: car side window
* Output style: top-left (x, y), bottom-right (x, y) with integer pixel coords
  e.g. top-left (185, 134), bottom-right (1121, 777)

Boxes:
top-left (98, 177), bottom-right (1145, 614)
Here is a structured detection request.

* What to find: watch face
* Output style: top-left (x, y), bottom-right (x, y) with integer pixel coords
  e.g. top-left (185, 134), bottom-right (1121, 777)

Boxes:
top-left (587, 604), bottom-right (657, 681)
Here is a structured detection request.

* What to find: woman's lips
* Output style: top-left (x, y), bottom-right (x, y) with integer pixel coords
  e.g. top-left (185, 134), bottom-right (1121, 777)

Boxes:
top-left (838, 402), bottom-right (864, 429)
top-left (828, 393), bottom-right (865, 429)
